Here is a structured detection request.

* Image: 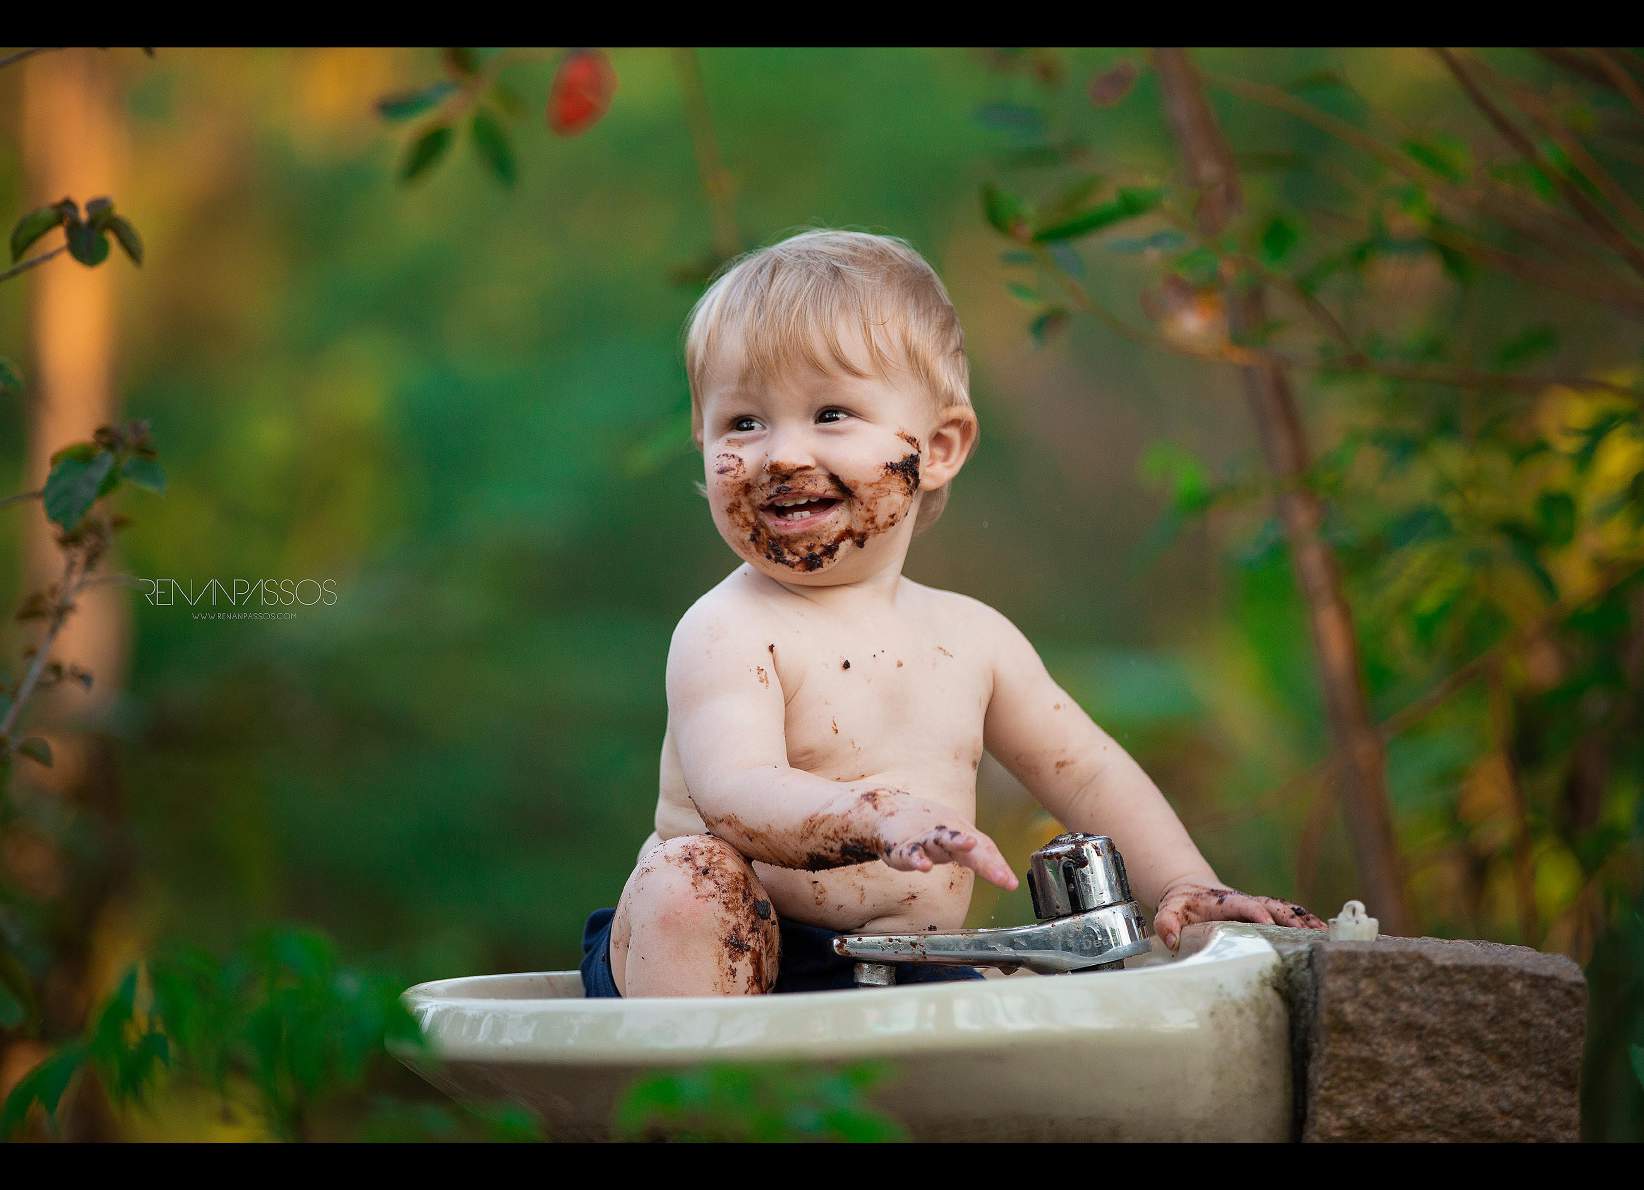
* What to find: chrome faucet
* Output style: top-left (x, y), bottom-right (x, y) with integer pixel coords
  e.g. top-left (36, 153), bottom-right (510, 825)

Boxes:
top-left (834, 832), bottom-right (1153, 985)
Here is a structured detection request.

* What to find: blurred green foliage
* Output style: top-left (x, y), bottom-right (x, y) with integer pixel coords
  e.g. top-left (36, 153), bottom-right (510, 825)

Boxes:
top-left (613, 1061), bottom-right (906, 1142)
top-left (1, 46), bottom-right (1643, 1140)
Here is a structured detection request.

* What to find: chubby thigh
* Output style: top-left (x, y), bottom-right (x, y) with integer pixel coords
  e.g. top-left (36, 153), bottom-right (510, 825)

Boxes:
top-left (610, 834), bottom-right (782, 996)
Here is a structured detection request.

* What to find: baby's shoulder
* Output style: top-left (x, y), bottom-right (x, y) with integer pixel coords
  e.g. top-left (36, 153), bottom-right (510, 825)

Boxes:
top-left (670, 567), bottom-right (783, 645)
top-left (904, 580), bottom-right (1009, 636)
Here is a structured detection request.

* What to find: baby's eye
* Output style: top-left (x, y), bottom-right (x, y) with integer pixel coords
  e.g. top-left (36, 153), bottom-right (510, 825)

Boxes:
top-left (730, 416), bottom-right (761, 433)
top-left (816, 408), bottom-right (849, 424)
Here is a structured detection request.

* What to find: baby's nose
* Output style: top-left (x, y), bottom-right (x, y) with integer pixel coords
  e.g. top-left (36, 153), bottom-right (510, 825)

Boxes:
top-left (763, 425), bottom-right (819, 470)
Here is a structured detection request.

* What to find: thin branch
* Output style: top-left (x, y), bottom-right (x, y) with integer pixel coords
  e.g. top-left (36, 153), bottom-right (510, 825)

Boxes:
top-left (1475, 52), bottom-right (1644, 241)
top-left (1588, 48), bottom-right (1644, 117)
top-left (1036, 241), bottom-right (1644, 403)
top-left (1206, 66), bottom-right (1636, 275)
top-left (1421, 219), bottom-right (1644, 319)
top-left (0, 47), bottom-right (60, 72)
top-left (1435, 47), bottom-right (1644, 286)
top-left (0, 245), bottom-right (67, 284)
top-left (0, 489), bottom-right (43, 511)
top-left (0, 553), bottom-right (80, 741)
top-left (672, 47), bottom-right (743, 262)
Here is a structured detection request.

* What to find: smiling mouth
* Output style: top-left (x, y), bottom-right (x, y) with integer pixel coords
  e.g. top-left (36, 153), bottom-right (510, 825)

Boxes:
top-left (760, 496), bottom-right (843, 528)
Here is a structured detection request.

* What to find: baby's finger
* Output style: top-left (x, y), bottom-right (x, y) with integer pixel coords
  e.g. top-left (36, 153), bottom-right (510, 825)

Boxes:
top-left (883, 840), bottom-right (933, 872)
top-left (1271, 901), bottom-right (1327, 930)
top-left (1237, 899), bottom-right (1277, 926)
top-left (956, 836), bottom-right (1018, 891)
top-left (916, 828), bottom-right (977, 864)
top-left (1154, 907), bottom-right (1184, 952)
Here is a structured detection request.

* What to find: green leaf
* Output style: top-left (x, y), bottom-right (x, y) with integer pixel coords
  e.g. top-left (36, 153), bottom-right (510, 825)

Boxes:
top-left (43, 449), bottom-right (115, 530)
top-left (0, 1043), bottom-right (84, 1138)
top-left (0, 357), bottom-right (21, 396)
top-left (1402, 137), bottom-right (1471, 184)
top-left (17, 737), bottom-right (52, 767)
top-left (1029, 308), bottom-right (1069, 346)
top-left (65, 219), bottom-right (110, 267)
top-left (1171, 245), bottom-right (1221, 287)
top-left (121, 456), bottom-right (166, 493)
top-left (398, 125), bottom-right (454, 184)
top-left (0, 981), bottom-right (22, 1029)
top-left (106, 216), bottom-right (143, 266)
top-left (1005, 282), bottom-right (1040, 305)
top-left (981, 182), bottom-right (1032, 240)
top-left (1535, 491), bottom-right (1577, 546)
top-left (1494, 324), bottom-right (1558, 370)
top-left (1038, 174), bottom-right (1109, 231)
top-left (377, 81), bottom-right (458, 122)
top-left (48, 441), bottom-right (97, 467)
top-left (1033, 186), bottom-right (1164, 243)
top-left (84, 197), bottom-right (114, 229)
top-left (470, 110), bottom-right (517, 187)
top-left (10, 205), bottom-right (66, 263)
top-left (1259, 216), bottom-right (1300, 268)
top-left (1489, 159), bottom-right (1557, 201)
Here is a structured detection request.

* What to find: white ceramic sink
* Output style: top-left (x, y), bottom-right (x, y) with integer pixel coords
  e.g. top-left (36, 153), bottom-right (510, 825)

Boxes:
top-left (395, 921), bottom-right (1293, 1141)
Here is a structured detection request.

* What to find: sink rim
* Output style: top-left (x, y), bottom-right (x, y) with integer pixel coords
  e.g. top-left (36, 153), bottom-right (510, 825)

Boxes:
top-left (394, 921), bottom-right (1284, 1067)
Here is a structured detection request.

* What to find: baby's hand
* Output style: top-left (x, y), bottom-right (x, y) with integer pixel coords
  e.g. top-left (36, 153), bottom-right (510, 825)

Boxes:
top-left (876, 807), bottom-right (1019, 892)
top-left (1153, 880), bottom-right (1326, 952)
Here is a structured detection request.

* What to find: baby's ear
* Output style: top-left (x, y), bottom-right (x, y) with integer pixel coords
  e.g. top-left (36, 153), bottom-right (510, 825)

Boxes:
top-left (921, 404), bottom-right (980, 490)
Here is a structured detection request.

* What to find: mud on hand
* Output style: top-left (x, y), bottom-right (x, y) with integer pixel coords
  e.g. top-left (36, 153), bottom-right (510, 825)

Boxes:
top-left (1152, 882), bottom-right (1326, 953)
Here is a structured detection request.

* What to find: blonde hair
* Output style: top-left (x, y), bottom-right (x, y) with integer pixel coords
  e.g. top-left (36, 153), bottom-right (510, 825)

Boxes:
top-left (683, 228), bottom-right (974, 535)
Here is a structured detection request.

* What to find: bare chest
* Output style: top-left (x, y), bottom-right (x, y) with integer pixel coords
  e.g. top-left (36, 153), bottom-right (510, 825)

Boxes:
top-left (771, 616), bottom-right (990, 781)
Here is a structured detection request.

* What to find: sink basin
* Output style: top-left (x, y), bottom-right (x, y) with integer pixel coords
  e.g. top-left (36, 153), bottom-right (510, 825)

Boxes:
top-left (394, 920), bottom-right (1293, 1141)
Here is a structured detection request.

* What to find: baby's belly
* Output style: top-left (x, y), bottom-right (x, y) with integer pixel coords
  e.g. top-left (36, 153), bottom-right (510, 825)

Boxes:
top-left (753, 857), bottom-right (975, 933)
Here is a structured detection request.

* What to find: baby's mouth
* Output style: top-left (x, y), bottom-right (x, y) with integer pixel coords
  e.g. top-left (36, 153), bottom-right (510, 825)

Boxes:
top-left (759, 495), bottom-right (844, 531)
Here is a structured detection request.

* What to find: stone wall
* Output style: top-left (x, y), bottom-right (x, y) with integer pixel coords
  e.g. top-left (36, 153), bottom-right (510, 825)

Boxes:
top-left (1248, 927), bottom-right (1586, 1142)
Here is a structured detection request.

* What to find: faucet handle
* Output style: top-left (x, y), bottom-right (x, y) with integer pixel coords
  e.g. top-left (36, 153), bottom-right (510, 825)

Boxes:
top-left (1026, 833), bottom-right (1133, 920)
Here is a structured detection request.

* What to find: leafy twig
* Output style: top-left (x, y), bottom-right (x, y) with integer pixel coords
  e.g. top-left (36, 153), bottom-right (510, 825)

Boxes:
top-left (1435, 48), bottom-right (1644, 286)
top-left (0, 246), bottom-right (67, 284)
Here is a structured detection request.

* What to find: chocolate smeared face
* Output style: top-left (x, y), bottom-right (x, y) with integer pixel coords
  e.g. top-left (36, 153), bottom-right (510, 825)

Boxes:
top-left (709, 442), bottom-right (923, 576)
top-left (697, 317), bottom-right (945, 581)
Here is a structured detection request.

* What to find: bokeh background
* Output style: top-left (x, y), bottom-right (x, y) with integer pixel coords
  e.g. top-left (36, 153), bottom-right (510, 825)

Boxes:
top-left (1, 46), bottom-right (1641, 1139)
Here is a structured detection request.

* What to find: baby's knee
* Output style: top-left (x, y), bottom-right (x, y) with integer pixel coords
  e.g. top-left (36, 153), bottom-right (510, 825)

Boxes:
top-left (634, 834), bottom-right (775, 926)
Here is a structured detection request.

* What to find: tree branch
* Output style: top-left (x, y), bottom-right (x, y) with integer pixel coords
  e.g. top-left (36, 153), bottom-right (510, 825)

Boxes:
top-left (1435, 47), bottom-right (1644, 286)
top-left (1154, 46), bottom-right (1411, 934)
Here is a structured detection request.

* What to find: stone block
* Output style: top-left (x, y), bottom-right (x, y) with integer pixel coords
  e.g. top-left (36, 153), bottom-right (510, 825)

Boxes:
top-left (1288, 934), bottom-right (1585, 1142)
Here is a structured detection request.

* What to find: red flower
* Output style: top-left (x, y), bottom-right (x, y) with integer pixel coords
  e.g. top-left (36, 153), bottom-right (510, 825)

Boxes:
top-left (548, 49), bottom-right (617, 136)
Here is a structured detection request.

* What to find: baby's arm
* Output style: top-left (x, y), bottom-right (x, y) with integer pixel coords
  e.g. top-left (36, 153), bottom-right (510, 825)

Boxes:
top-left (665, 596), bottom-right (1018, 889)
top-left (972, 599), bottom-right (1322, 945)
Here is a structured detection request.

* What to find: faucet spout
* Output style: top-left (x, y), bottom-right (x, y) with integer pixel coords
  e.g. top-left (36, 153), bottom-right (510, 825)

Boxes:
top-left (834, 902), bottom-right (1152, 976)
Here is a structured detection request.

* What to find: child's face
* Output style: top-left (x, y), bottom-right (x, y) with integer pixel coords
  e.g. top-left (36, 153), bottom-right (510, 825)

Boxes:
top-left (697, 320), bottom-right (952, 584)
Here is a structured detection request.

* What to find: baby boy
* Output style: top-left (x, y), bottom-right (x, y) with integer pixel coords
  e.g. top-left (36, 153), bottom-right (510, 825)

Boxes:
top-left (578, 229), bottom-right (1325, 998)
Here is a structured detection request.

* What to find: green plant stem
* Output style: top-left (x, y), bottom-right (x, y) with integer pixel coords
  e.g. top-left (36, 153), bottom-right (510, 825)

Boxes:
top-left (0, 552), bottom-right (81, 741)
top-left (673, 48), bottom-right (743, 262)
top-left (0, 489), bottom-right (43, 511)
top-left (0, 246), bottom-right (67, 284)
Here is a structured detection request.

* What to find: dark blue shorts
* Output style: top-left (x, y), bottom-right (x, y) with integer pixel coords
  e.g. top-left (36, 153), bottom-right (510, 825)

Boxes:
top-left (579, 906), bottom-right (988, 996)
